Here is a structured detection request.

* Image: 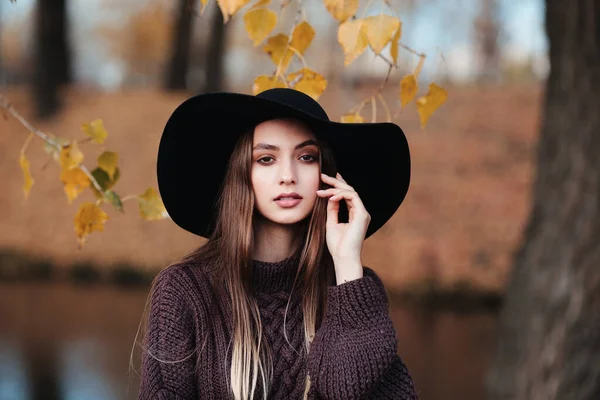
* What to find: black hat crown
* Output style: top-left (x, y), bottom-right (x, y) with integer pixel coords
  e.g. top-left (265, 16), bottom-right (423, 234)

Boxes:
top-left (256, 88), bottom-right (330, 121)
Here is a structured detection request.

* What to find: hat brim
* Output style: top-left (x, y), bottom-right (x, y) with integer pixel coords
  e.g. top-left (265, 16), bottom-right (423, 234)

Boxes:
top-left (157, 92), bottom-right (410, 239)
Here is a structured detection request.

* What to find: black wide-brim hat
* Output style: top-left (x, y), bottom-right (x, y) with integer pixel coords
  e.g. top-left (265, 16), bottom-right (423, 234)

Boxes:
top-left (157, 88), bottom-right (410, 239)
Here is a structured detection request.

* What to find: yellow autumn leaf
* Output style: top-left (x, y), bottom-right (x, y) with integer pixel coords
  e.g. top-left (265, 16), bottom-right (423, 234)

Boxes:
top-left (363, 14), bottom-right (401, 55)
top-left (74, 202), bottom-right (109, 248)
top-left (138, 187), bottom-right (168, 220)
top-left (390, 25), bottom-right (401, 64)
top-left (82, 119), bottom-right (108, 144)
top-left (340, 113), bottom-right (365, 123)
top-left (19, 153), bottom-right (34, 199)
top-left (243, 7), bottom-right (277, 46)
top-left (97, 151), bottom-right (119, 181)
top-left (287, 68), bottom-right (327, 100)
top-left (400, 74), bottom-right (418, 107)
top-left (217, 0), bottom-right (252, 22)
top-left (290, 21), bottom-right (315, 55)
top-left (324, 0), bottom-right (359, 22)
top-left (416, 83), bottom-right (448, 128)
top-left (59, 141), bottom-right (84, 171)
top-left (252, 75), bottom-right (287, 95)
top-left (263, 34), bottom-right (293, 71)
top-left (60, 167), bottom-right (91, 204)
top-left (19, 133), bottom-right (35, 199)
top-left (337, 19), bottom-right (368, 66)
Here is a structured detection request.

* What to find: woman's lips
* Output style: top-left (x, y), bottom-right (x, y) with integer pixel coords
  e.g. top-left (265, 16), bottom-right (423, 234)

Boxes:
top-left (274, 198), bottom-right (302, 208)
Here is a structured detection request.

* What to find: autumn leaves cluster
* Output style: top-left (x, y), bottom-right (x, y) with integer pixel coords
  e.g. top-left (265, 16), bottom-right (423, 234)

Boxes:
top-left (14, 0), bottom-right (448, 248)
top-left (211, 0), bottom-right (447, 127)
top-left (18, 118), bottom-right (168, 248)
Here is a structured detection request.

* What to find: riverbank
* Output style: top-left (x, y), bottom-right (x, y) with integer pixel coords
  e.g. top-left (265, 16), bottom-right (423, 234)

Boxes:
top-left (0, 247), bottom-right (503, 313)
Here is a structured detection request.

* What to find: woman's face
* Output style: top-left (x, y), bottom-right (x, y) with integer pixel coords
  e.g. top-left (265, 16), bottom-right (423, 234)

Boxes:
top-left (251, 119), bottom-right (321, 226)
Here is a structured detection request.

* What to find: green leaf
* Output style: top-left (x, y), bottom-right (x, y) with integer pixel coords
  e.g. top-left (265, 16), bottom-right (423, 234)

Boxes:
top-left (90, 166), bottom-right (121, 198)
top-left (103, 190), bottom-right (123, 212)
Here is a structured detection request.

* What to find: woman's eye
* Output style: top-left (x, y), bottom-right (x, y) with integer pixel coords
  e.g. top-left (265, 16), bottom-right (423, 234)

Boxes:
top-left (258, 156), bottom-right (273, 164)
top-left (300, 154), bottom-right (317, 162)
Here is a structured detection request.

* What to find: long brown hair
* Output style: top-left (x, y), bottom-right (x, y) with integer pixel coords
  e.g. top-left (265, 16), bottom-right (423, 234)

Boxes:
top-left (133, 122), bottom-right (338, 399)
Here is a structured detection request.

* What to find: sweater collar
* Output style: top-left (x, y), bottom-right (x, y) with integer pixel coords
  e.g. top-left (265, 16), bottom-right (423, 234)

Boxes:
top-left (251, 250), bottom-right (302, 293)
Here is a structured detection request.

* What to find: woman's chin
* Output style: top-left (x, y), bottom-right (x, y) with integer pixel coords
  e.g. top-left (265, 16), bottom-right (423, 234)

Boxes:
top-left (270, 210), bottom-right (312, 225)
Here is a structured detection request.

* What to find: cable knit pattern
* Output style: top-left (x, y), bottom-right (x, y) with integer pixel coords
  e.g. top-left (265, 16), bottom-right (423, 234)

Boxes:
top-left (138, 254), bottom-right (419, 399)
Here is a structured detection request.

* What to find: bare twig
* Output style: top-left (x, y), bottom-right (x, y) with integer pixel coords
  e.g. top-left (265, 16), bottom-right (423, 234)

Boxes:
top-left (349, 63), bottom-right (394, 116)
top-left (360, 0), bottom-right (378, 19)
top-left (121, 195), bottom-right (139, 202)
top-left (274, 0), bottom-right (305, 79)
top-left (371, 95), bottom-right (376, 122)
top-left (376, 52), bottom-right (396, 68)
top-left (379, 63), bottom-right (394, 88)
top-left (377, 92), bottom-right (392, 122)
top-left (288, 46), bottom-right (308, 70)
top-left (399, 42), bottom-right (425, 58)
top-left (384, 0), bottom-right (402, 22)
top-left (0, 94), bottom-right (62, 150)
top-left (79, 164), bottom-right (105, 194)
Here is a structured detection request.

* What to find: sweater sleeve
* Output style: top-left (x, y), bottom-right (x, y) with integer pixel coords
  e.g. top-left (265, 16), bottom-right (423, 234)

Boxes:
top-left (307, 267), bottom-right (418, 399)
top-left (363, 355), bottom-right (419, 399)
top-left (138, 266), bottom-right (198, 400)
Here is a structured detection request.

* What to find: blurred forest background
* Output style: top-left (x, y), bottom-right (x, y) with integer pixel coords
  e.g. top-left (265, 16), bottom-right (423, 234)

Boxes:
top-left (0, 0), bottom-right (547, 289)
top-left (1, 0), bottom-right (598, 399)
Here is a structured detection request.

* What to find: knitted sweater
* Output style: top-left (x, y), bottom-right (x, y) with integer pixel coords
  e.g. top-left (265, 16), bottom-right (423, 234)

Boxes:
top-left (138, 252), bottom-right (419, 399)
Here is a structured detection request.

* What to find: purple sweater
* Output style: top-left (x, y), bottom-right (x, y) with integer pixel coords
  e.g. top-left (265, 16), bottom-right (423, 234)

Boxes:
top-left (138, 253), bottom-right (419, 399)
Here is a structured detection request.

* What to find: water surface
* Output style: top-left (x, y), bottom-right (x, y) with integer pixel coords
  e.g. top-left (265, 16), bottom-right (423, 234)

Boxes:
top-left (0, 282), bottom-right (498, 399)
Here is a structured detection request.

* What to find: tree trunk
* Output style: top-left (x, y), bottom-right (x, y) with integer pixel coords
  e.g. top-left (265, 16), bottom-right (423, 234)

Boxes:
top-left (474, 0), bottom-right (500, 82)
top-left (164, 0), bottom-right (195, 90)
top-left (486, 1), bottom-right (600, 399)
top-left (203, 7), bottom-right (227, 93)
top-left (33, 0), bottom-right (71, 119)
top-left (53, 0), bottom-right (71, 85)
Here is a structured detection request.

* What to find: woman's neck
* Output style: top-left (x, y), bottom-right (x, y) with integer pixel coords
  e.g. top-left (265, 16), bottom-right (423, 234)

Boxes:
top-left (252, 220), bottom-right (301, 262)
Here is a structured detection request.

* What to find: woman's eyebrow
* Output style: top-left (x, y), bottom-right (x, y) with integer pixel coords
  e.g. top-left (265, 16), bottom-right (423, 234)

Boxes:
top-left (252, 139), bottom-right (318, 151)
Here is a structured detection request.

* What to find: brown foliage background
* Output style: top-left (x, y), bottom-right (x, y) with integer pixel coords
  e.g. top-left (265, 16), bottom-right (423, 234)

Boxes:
top-left (0, 81), bottom-right (541, 292)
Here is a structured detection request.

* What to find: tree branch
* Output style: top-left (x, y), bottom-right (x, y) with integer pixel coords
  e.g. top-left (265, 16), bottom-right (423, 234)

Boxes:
top-left (399, 42), bottom-right (426, 58)
top-left (0, 92), bottom-right (106, 195)
top-left (0, 94), bottom-right (62, 150)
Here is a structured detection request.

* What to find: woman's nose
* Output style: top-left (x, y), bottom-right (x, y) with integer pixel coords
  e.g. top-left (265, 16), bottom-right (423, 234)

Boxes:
top-left (280, 159), bottom-right (296, 184)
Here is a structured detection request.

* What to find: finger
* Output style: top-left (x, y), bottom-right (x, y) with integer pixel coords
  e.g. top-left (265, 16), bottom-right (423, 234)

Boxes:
top-left (316, 188), bottom-right (346, 196)
top-left (321, 173), bottom-right (354, 192)
top-left (326, 193), bottom-right (340, 225)
top-left (329, 189), bottom-right (370, 221)
top-left (336, 172), bottom-right (347, 184)
top-left (318, 189), bottom-right (355, 204)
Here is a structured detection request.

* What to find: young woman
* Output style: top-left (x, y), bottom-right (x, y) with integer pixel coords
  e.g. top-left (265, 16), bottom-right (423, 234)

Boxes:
top-left (136, 88), bottom-right (417, 399)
